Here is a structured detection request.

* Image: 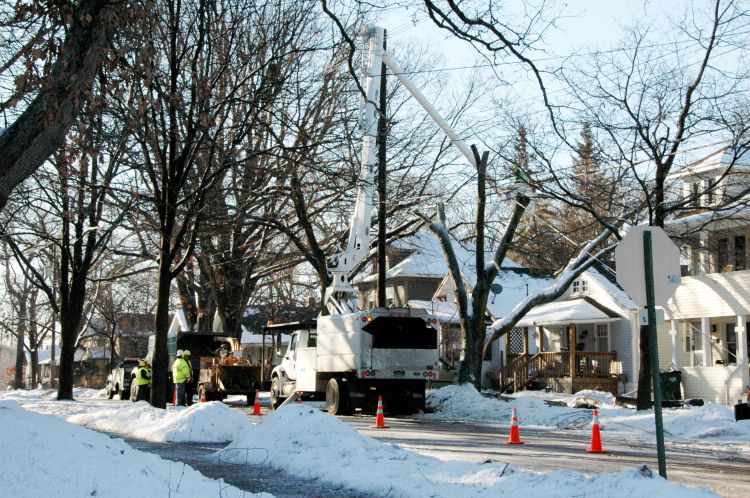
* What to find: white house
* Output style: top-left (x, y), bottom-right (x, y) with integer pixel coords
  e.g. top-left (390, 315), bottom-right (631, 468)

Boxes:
top-left (661, 146), bottom-right (750, 404)
top-left (495, 267), bottom-right (638, 395)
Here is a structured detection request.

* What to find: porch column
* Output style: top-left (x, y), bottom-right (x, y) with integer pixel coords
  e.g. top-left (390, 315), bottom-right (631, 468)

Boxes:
top-left (669, 320), bottom-right (680, 368)
top-left (699, 231), bottom-right (709, 275)
top-left (569, 324), bottom-right (577, 379)
top-left (537, 326), bottom-right (544, 353)
top-left (523, 327), bottom-right (529, 354)
top-left (737, 316), bottom-right (749, 390)
top-left (701, 317), bottom-right (713, 366)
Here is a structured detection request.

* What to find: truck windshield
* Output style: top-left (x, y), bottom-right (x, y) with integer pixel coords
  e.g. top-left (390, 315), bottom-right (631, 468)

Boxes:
top-left (362, 317), bottom-right (437, 349)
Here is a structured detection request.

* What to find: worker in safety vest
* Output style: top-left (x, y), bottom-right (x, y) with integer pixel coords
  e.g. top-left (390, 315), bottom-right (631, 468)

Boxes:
top-left (133, 360), bottom-right (151, 402)
top-left (172, 349), bottom-right (192, 406)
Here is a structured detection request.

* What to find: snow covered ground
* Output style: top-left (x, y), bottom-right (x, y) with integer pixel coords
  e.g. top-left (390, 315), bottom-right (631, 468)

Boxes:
top-left (0, 398), bottom-right (268, 498)
top-left (3, 385), bottom-right (747, 497)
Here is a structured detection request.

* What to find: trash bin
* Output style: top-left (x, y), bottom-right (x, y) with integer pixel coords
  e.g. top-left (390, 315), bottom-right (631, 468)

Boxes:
top-left (660, 369), bottom-right (682, 401)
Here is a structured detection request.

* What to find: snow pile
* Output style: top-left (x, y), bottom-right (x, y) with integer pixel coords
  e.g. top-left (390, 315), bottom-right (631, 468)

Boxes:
top-left (218, 403), bottom-right (715, 498)
top-left (68, 400), bottom-right (253, 443)
top-left (603, 402), bottom-right (750, 440)
top-left (426, 385), bottom-right (750, 446)
top-left (424, 384), bottom-right (576, 426)
top-left (0, 400), bottom-right (268, 498)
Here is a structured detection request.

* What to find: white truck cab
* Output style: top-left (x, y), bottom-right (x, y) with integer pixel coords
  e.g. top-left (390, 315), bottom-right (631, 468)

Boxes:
top-left (269, 307), bottom-right (439, 415)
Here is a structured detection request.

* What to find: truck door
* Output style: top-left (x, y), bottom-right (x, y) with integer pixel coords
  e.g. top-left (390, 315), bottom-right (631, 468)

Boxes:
top-left (282, 332), bottom-right (298, 380)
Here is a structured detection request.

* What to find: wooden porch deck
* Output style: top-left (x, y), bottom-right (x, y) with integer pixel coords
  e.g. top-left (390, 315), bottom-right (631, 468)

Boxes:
top-left (501, 351), bottom-right (621, 395)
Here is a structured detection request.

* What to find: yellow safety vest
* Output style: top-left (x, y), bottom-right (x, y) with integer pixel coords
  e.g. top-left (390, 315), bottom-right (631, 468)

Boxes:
top-left (136, 367), bottom-right (151, 386)
top-left (172, 357), bottom-right (191, 383)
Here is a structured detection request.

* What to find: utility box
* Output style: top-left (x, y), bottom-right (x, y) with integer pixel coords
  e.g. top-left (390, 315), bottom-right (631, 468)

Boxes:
top-left (660, 369), bottom-right (682, 401)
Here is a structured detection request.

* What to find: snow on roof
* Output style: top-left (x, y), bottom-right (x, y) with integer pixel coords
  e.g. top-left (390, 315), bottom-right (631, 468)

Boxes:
top-left (665, 202), bottom-right (750, 231)
top-left (34, 349), bottom-right (84, 365)
top-left (408, 299), bottom-right (461, 323)
top-left (485, 270), bottom-right (552, 319)
top-left (240, 327), bottom-right (290, 345)
top-left (585, 267), bottom-right (637, 311)
top-left (355, 232), bottom-right (524, 284)
top-left (515, 298), bottom-right (623, 327)
top-left (669, 146), bottom-right (750, 179)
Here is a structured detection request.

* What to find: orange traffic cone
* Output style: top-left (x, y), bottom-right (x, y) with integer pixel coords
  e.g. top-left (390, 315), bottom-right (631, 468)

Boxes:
top-left (200, 387), bottom-right (206, 403)
top-left (506, 407), bottom-right (524, 444)
top-left (172, 385), bottom-right (177, 406)
top-left (587, 409), bottom-right (606, 453)
top-left (252, 389), bottom-right (262, 416)
top-left (371, 395), bottom-right (389, 428)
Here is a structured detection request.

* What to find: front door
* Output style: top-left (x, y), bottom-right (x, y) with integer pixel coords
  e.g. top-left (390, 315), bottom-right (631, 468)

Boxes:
top-left (726, 323), bottom-right (738, 365)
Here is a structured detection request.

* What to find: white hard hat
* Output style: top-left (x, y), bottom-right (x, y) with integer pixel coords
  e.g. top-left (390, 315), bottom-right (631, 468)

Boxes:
top-left (176, 349), bottom-right (184, 357)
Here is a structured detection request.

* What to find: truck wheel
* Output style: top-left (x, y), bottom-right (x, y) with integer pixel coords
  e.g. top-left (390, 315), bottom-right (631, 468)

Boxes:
top-left (270, 377), bottom-right (284, 409)
top-left (130, 383), bottom-right (138, 402)
top-left (106, 384), bottom-right (114, 399)
top-left (326, 378), bottom-right (352, 415)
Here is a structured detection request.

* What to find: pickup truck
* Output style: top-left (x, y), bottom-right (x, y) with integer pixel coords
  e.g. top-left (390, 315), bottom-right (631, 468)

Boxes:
top-left (105, 359), bottom-right (139, 400)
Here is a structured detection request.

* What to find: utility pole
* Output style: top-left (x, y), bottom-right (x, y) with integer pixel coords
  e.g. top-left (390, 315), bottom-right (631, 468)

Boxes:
top-left (376, 29), bottom-right (387, 308)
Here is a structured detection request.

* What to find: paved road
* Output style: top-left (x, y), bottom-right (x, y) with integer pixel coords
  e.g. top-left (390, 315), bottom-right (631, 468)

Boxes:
top-left (339, 414), bottom-right (750, 497)
top-left (122, 434), bottom-right (376, 498)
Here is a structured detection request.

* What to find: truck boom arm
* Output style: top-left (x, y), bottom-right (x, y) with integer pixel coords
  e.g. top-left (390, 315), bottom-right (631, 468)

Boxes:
top-left (324, 26), bottom-right (476, 316)
top-left (324, 26), bottom-right (384, 315)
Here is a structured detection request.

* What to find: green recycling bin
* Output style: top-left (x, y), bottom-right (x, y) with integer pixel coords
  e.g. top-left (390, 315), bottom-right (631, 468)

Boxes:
top-left (660, 369), bottom-right (682, 401)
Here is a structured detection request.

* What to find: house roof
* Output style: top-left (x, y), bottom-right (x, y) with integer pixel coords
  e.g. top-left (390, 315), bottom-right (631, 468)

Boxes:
top-left (407, 300), bottom-right (461, 324)
top-left (355, 232), bottom-right (525, 284)
top-left (515, 297), bottom-right (624, 327)
top-left (668, 146), bottom-right (750, 179)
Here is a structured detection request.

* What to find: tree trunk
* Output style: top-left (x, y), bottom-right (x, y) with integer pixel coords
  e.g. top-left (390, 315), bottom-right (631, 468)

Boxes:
top-left (57, 277), bottom-right (87, 400)
top-left (13, 299), bottom-right (26, 389)
top-left (636, 324), bottom-right (652, 410)
top-left (30, 350), bottom-right (39, 388)
top-left (150, 259), bottom-right (173, 409)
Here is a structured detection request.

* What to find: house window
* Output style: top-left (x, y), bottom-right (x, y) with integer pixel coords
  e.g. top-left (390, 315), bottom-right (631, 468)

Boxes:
top-left (690, 182), bottom-right (700, 207)
top-left (717, 238), bottom-right (729, 272)
top-left (596, 324), bottom-right (609, 352)
top-left (735, 235), bottom-right (746, 271)
top-left (572, 279), bottom-right (588, 295)
top-left (683, 322), bottom-right (701, 353)
top-left (726, 323), bottom-right (737, 365)
top-left (703, 178), bottom-right (715, 205)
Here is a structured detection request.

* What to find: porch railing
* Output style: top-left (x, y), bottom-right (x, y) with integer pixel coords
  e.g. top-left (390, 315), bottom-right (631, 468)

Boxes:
top-left (502, 351), bottom-right (619, 392)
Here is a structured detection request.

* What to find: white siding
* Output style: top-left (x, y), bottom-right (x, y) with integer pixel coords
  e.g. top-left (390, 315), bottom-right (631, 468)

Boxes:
top-left (681, 366), bottom-right (745, 404)
top-left (610, 319), bottom-right (635, 390)
top-left (663, 270), bottom-right (750, 319)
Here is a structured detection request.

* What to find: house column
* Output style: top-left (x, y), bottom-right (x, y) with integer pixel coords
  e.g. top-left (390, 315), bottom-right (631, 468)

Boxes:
top-left (737, 316), bottom-right (749, 391)
top-left (537, 326), bottom-right (544, 353)
top-left (699, 231), bottom-right (710, 274)
top-left (669, 320), bottom-right (680, 368)
top-left (523, 327), bottom-right (529, 355)
top-left (701, 317), bottom-right (713, 366)
top-left (569, 324), bottom-right (577, 380)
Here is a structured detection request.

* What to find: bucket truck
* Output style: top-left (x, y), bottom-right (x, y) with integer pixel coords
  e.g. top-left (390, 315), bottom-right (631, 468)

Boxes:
top-left (269, 26), bottom-right (443, 415)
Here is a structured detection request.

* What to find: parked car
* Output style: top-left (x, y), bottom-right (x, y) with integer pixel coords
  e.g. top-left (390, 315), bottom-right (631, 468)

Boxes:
top-left (105, 359), bottom-right (139, 400)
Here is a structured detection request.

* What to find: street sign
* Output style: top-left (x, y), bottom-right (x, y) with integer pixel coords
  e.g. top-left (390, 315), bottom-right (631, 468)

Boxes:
top-left (615, 226), bottom-right (681, 306)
